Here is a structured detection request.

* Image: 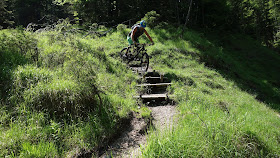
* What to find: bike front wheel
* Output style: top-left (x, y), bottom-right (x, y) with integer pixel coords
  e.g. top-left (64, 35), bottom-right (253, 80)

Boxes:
top-left (120, 47), bottom-right (128, 61)
top-left (140, 53), bottom-right (149, 72)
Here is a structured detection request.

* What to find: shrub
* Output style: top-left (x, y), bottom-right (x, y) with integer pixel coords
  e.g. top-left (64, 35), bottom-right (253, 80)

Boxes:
top-left (0, 30), bottom-right (34, 99)
top-left (143, 11), bottom-right (160, 29)
top-left (13, 65), bottom-right (53, 90)
top-left (23, 78), bottom-right (98, 119)
top-left (11, 65), bottom-right (54, 103)
top-left (0, 28), bottom-right (38, 58)
top-left (117, 24), bottom-right (127, 31)
top-left (90, 23), bottom-right (98, 30)
top-left (117, 24), bottom-right (128, 37)
top-left (274, 31), bottom-right (280, 52)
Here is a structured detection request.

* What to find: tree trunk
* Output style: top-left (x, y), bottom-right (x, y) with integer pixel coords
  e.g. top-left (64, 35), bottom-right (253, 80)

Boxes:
top-left (181, 0), bottom-right (193, 38)
top-left (176, 0), bottom-right (180, 25)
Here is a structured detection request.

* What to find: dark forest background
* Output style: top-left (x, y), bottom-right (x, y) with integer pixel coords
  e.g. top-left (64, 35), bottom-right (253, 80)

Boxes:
top-left (1, 0), bottom-right (280, 48)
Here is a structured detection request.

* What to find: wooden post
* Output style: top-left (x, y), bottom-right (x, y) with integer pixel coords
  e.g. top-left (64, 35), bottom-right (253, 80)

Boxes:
top-left (143, 74), bottom-right (146, 81)
top-left (160, 74), bottom-right (164, 83)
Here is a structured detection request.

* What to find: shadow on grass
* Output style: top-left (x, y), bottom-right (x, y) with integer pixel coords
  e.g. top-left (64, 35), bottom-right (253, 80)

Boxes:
top-left (0, 51), bottom-right (27, 101)
top-left (239, 131), bottom-right (273, 157)
top-left (164, 72), bottom-right (196, 87)
top-left (153, 27), bottom-right (280, 112)
top-left (201, 32), bottom-right (280, 111)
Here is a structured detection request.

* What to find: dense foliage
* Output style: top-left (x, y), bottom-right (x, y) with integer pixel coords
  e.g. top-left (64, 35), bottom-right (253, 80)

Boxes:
top-left (1, 0), bottom-right (280, 47)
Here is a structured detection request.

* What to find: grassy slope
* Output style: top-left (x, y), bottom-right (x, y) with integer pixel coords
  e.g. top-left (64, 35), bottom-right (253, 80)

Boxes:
top-left (142, 27), bottom-right (280, 157)
top-left (0, 27), bottom-right (140, 157)
top-left (0, 24), bottom-right (280, 157)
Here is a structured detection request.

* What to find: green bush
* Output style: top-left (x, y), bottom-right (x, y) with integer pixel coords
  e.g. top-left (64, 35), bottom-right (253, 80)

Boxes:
top-left (117, 24), bottom-right (128, 37)
top-left (10, 65), bottom-right (54, 105)
top-left (117, 24), bottom-right (127, 31)
top-left (143, 11), bottom-right (160, 29)
top-left (0, 30), bottom-right (33, 98)
top-left (23, 78), bottom-right (98, 119)
top-left (274, 31), bottom-right (280, 51)
top-left (13, 65), bottom-right (53, 91)
top-left (0, 28), bottom-right (38, 58)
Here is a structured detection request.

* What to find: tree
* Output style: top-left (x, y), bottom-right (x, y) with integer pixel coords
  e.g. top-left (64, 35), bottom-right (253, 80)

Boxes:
top-left (0, 0), bottom-right (14, 28)
top-left (6, 0), bottom-right (68, 27)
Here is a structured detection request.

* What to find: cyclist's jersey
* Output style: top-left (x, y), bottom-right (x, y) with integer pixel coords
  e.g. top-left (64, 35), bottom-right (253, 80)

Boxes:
top-left (128, 24), bottom-right (144, 40)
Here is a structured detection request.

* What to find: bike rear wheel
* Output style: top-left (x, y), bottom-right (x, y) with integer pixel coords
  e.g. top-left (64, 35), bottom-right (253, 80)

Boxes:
top-left (140, 53), bottom-right (149, 72)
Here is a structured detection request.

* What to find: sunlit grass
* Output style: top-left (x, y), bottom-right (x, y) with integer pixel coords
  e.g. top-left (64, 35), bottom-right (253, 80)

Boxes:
top-left (141, 26), bottom-right (280, 157)
top-left (0, 26), bottom-right (139, 157)
top-left (1, 23), bottom-right (280, 157)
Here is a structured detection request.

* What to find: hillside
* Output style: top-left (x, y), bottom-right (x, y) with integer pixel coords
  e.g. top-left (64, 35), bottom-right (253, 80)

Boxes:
top-left (0, 22), bottom-right (280, 157)
top-left (143, 27), bottom-right (280, 157)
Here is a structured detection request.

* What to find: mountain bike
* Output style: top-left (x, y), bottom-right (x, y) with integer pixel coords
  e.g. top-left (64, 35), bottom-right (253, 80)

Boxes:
top-left (120, 44), bottom-right (151, 72)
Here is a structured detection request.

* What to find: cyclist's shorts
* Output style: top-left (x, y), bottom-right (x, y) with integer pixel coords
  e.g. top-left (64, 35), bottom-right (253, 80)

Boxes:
top-left (127, 36), bottom-right (139, 45)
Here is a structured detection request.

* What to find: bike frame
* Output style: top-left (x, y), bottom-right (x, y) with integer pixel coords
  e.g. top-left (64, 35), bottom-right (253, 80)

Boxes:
top-left (120, 43), bottom-right (151, 71)
top-left (128, 44), bottom-right (148, 59)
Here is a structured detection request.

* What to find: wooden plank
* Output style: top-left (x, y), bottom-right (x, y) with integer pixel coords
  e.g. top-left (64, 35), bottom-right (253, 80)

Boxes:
top-left (136, 83), bottom-right (172, 87)
top-left (160, 74), bottom-right (164, 82)
top-left (134, 94), bottom-right (168, 99)
top-left (140, 76), bottom-right (168, 79)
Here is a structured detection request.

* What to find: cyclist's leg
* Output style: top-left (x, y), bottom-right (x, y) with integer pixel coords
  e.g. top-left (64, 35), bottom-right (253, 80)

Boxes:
top-left (126, 36), bottom-right (134, 55)
top-left (134, 38), bottom-right (140, 51)
top-left (127, 36), bottom-right (134, 45)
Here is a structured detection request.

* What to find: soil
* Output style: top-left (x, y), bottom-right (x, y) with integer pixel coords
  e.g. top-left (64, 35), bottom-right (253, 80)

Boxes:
top-left (149, 105), bottom-right (178, 131)
top-left (99, 105), bottom-right (177, 158)
top-left (99, 112), bottom-right (147, 158)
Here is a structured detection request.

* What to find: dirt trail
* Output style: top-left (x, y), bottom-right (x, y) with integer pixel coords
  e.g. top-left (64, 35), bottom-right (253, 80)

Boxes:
top-left (99, 112), bottom-right (147, 158)
top-left (99, 67), bottom-right (177, 158)
top-left (149, 105), bottom-right (177, 130)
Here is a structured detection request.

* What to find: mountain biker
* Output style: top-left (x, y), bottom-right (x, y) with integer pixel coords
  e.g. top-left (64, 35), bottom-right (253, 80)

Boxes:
top-left (124, 20), bottom-right (154, 56)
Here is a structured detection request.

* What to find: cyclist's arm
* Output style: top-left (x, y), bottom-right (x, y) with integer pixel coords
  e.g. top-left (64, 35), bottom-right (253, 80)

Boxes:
top-left (144, 29), bottom-right (154, 44)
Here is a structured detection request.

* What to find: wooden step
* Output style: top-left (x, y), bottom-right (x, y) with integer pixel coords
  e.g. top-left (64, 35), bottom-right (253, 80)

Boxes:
top-left (143, 76), bottom-right (162, 79)
top-left (134, 94), bottom-right (169, 99)
top-left (142, 76), bottom-right (168, 80)
top-left (144, 71), bottom-right (161, 77)
top-left (136, 83), bottom-right (172, 87)
top-left (131, 69), bottom-right (147, 74)
top-left (138, 76), bottom-right (169, 84)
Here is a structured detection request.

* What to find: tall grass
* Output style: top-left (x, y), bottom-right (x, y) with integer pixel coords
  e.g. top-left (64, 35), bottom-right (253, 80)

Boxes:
top-left (141, 26), bottom-right (280, 157)
top-left (1, 22), bottom-right (280, 157)
top-left (0, 23), bottom-right (138, 157)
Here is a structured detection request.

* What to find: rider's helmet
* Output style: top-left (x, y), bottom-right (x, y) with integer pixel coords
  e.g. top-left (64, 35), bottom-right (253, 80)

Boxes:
top-left (140, 20), bottom-right (146, 28)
